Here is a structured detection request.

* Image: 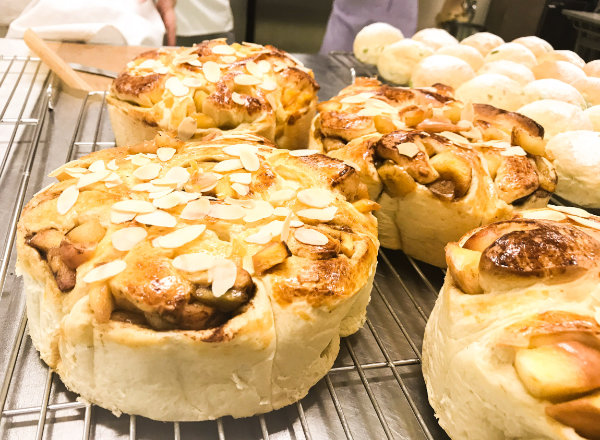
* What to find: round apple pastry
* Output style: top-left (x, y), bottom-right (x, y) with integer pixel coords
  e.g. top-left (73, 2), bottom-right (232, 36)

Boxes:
top-left (423, 206), bottom-right (600, 440)
top-left (16, 132), bottom-right (379, 421)
top-left (107, 39), bottom-right (319, 150)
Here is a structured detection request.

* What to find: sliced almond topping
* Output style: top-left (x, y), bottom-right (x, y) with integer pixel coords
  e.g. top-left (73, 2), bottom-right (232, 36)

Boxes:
top-left (203, 61), bottom-right (221, 83)
top-left (148, 188), bottom-right (175, 199)
top-left (340, 92), bottom-right (375, 104)
top-left (173, 252), bottom-right (216, 272)
top-left (290, 149), bottom-right (318, 157)
top-left (225, 197), bottom-right (255, 208)
top-left (549, 205), bottom-right (592, 218)
top-left (270, 188), bottom-right (296, 204)
top-left (153, 225), bottom-right (206, 248)
top-left (222, 144), bottom-right (259, 157)
top-left (234, 74), bottom-right (261, 86)
top-left (138, 59), bottom-right (157, 70)
top-left (83, 260), bottom-right (127, 283)
top-left (64, 166), bottom-right (89, 177)
top-left (180, 198), bottom-right (211, 220)
top-left (208, 203), bottom-right (246, 220)
top-left (157, 147), bottom-right (176, 162)
top-left (440, 131), bottom-right (470, 144)
top-left (257, 60), bottom-right (271, 73)
top-left (568, 215), bottom-right (600, 230)
top-left (112, 227), bottom-right (147, 251)
top-left (182, 77), bottom-right (205, 88)
top-left (165, 77), bottom-right (189, 97)
top-left (521, 210), bottom-right (567, 221)
top-left (290, 220), bottom-right (304, 228)
top-left (244, 200), bottom-right (274, 223)
top-left (152, 166), bottom-right (190, 186)
top-left (77, 169), bottom-right (112, 188)
top-left (112, 200), bottom-right (155, 214)
top-left (153, 191), bottom-right (198, 209)
top-left (273, 207), bottom-right (291, 217)
top-left (245, 60), bottom-right (262, 77)
top-left (133, 163), bottom-right (162, 181)
top-left (178, 116), bottom-right (197, 141)
top-left (281, 213), bottom-right (292, 242)
top-left (214, 159), bottom-right (243, 172)
top-left (232, 183), bottom-right (250, 196)
top-left (212, 44), bottom-right (235, 55)
top-left (245, 220), bottom-right (284, 244)
top-left (240, 150), bottom-right (260, 171)
top-left (110, 210), bottom-right (136, 224)
top-left (259, 78), bottom-right (277, 91)
top-left (297, 206), bottom-right (338, 222)
top-left (396, 142), bottom-right (420, 158)
top-left (130, 154), bottom-right (152, 167)
top-left (194, 172), bottom-right (220, 192)
top-left (294, 228), bottom-right (328, 246)
top-left (88, 160), bottom-right (106, 173)
top-left (211, 259), bottom-right (238, 297)
top-left (132, 182), bottom-right (160, 192)
top-left (231, 92), bottom-right (246, 106)
top-left (135, 210), bottom-right (177, 227)
top-left (154, 66), bottom-right (169, 75)
top-left (222, 55), bottom-right (238, 64)
top-left (57, 185), bottom-right (79, 215)
top-left (297, 188), bottom-right (335, 208)
top-left (500, 146), bottom-right (527, 157)
top-left (229, 172), bottom-right (252, 184)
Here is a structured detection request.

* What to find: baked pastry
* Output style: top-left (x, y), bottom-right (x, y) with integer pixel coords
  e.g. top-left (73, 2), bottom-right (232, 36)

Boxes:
top-left (411, 28), bottom-right (458, 51)
top-left (517, 99), bottom-right (593, 140)
top-left (16, 132), bottom-right (379, 421)
top-left (456, 73), bottom-right (525, 111)
top-left (484, 42), bottom-right (537, 69)
top-left (532, 60), bottom-right (586, 85)
top-left (523, 79), bottom-right (586, 109)
top-left (512, 36), bottom-right (553, 60)
top-left (352, 22), bottom-right (404, 65)
top-left (107, 39), bottom-right (319, 150)
top-left (435, 44), bottom-right (484, 71)
top-left (411, 54), bottom-right (475, 89)
top-left (460, 32), bottom-right (504, 56)
top-left (477, 60), bottom-right (535, 86)
top-left (423, 206), bottom-right (600, 440)
top-left (376, 39), bottom-right (433, 85)
top-left (310, 78), bottom-right (555, 266)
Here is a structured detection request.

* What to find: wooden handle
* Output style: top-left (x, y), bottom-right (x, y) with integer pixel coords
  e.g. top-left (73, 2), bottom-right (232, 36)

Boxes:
top-left (24, 29), bottom-right (93, 91)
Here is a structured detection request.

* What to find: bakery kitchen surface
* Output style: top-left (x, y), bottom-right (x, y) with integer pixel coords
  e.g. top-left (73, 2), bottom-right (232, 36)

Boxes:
top-left (3, 3), bottom-right (600, 439)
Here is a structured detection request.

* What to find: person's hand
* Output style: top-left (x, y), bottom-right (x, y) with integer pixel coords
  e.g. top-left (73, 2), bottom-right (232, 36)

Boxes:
top-left (155, 0), bottom-right (177, 46)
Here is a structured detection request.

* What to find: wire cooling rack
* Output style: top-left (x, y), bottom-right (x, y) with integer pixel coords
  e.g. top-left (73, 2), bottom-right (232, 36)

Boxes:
top-left (0, 53), bottom-right (453, 440)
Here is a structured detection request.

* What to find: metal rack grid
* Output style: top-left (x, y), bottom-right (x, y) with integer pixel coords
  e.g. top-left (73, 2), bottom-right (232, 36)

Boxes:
top-left (0, 53), bottom-right (453, 440)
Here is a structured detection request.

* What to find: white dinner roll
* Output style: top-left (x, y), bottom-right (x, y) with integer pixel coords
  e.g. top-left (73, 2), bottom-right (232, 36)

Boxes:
top-left (517, 99), bottom-right (593, 139)
top-left (545, 130), bottom-right (600, 206)
top-left (436, 44), bottom-right (484, 70)
top-left (411, 54), bottom-right (475, 89)
top-left (353, 22), bottom-right (404, 65)
top-left (572, 76), bottom-right (600, 107)
top-left (512, 35), bottom-right (553, 60)
top-left (376, 39), bottom-right (433, 85)
top-left (538, 50), bottom-right (585, 68)
top-left (456, 73), bottom-right (525, 111)
top-left (584, 59), bottom-right (600, 77)
top-left (532, 60), bottom-right (586, 85)
top-left (477, 60), bottom-right (535, 86)
top-left (584, 105), bottom-right (600, 130)
top-left (484, 42), bottom-right (537, 68)
top-left (522, 79), bottom-right (586, 109)
top-left (460, 32), bottom-right (504, 56)
top-left (411, 27), bottom-right (458, 51)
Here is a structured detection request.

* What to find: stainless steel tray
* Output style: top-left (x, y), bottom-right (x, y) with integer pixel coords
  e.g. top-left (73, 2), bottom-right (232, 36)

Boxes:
top-left (0, 53), bottom-right (453, 440)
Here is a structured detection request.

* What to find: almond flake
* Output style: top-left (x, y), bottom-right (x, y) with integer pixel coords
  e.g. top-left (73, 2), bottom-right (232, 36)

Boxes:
top-left (177, 116), bottom-right (197, 141)
top-left (112, 227), bottom-right (147, 251)
top-left (273, 207), bottom-right (291, 217)
top-left (153, 191), bottom-right (199, 209)
top-left (130, 154), bottom-right (152, 166)
top-left (203, 61), bottom-right (221, 83)
top-left (568, 215), bottom-right (600, 230)
top-left (290, 220), bottom-right (304, 228)
top-left (257, 60), bottom-right (271, 73)
top-left (152, 166), bottom-right (190, 186)
top-left (281, 213), bottom-right (292, 242)
top-left (297, 206), bottom-right (337, 222)
top-left (157, 147), bottom-right (176, 162)
top-left (294, 228), bottom-right (328, 246)
top-left (193, 172), bottom-right (220, 192)
top-left (112, 200), bottom-right (155, 214)
top-left (521, 210), bottom-right (567, 222)
top-left (500, 146), bottom-right (527, 157)
top-left (232, 183), bottom-right (250, 195)
top-left (223, 144), bottom-right (259, 157)
top-left (64, 166), bottom-right (89, 177)
top-left (138, 59), bottom-right (157, 70)
top-left (77, 169), bottom-right (111, 188)
top-left (229, 172), bottom-right (252, 184)
top-left (148, 188), bottom-right (175, 199)
top-left (231, 92), bottom-right (246, 106)
top-left (57, 185), bottom-right (79, 214)
top-left (244, 200), bottom-right (274, 223)
top-left (245, 220), bottom-right (284, 244)
top-left (208, 204), bottom-right (246, 220)
top-left (153, 225), bottom-right (206, 248)
top-left (211, 259), bottom-right (238, 297)
top-left (340, 92), bottom-right (375, 104)
top-left (88, 160), bottom-right (106, 173)
top-left (132, 183), bottom-right (159, 192)
top-left (214, 159), bottom-right (243, 172)
top-left (270, 189), bottom-right (296, 204)
top-left (440, 131), bottom-right (470, 144)
top-left (165, 77), bottom-right (189, 97)
top-left (245, 60), bottom-right (262, 77)
top-left (180, 198), bottom-right (211, 220)
top-left (212, 44), bottom-right (235, 55)
top-left (133, 163), bottom-right (162, 180)
top-left (110, 210), bottom-right (136, 224)
top-left (396, 142), bottom-right (420, 158)
top-left (173, 252), bottom-right (216, 272)
top-left (549, 205), bottom-right (592, 218)
top-left (240, 150), bottom-right (260, 171)
top-left (83, 260), bottom-right (127, 283)
top-left (182, 77), bottom-right (205, 88)
top-left (135, 210), bottom-right (177, 227)
top-left (234, 74), bottom-right (261, 86)
top-left (154, 66), bottom-right (169, 75)
top-left (290, 149), bottom-right (317, 157)
top-left (259, 78), bottom-right (277, 91)
top-left (188, 59), bottom-right (202, 67)
top-left (297, 188), bottom-right (335, 208)
top-left (104, 174), bottom-right (122, 188)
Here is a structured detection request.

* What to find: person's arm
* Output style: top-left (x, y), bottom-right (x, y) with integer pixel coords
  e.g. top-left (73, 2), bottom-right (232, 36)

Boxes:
top-left (155, 0), bottom-right (176, 45)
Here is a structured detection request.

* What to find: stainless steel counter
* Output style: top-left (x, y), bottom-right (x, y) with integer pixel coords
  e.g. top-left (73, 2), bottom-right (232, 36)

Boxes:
top-left (0, 53), bottom-right (451, 440)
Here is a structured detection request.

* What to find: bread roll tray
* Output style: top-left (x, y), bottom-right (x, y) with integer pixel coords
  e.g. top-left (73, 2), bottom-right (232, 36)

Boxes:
top-left (2, 51), bottom-right (567, 440)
